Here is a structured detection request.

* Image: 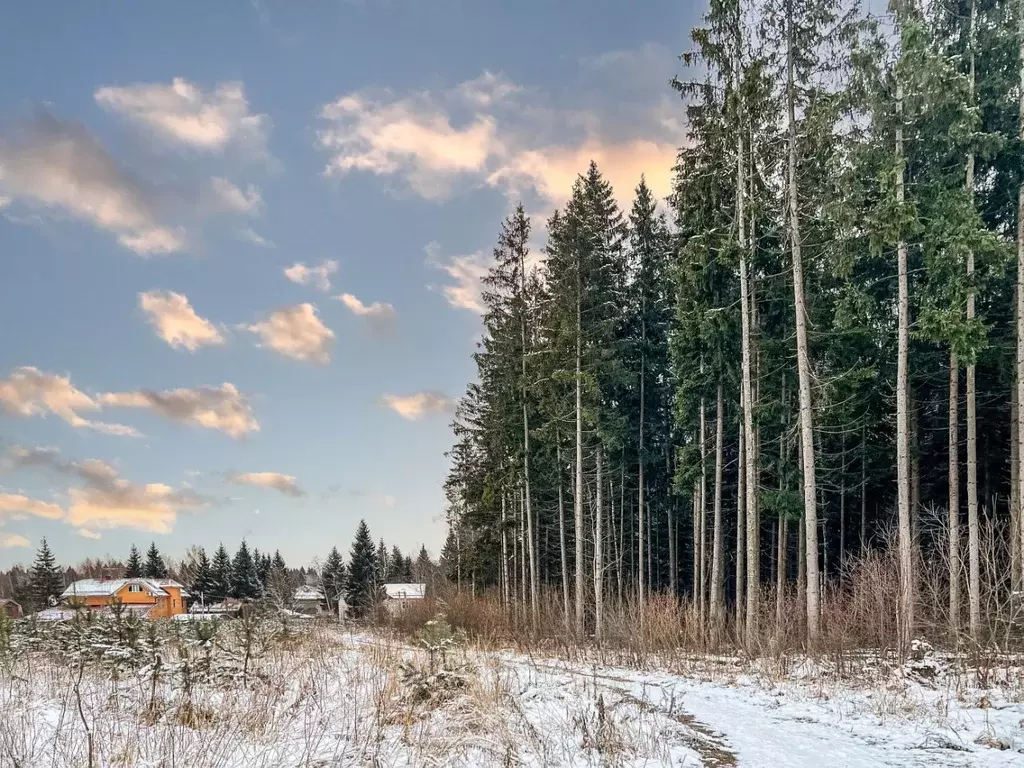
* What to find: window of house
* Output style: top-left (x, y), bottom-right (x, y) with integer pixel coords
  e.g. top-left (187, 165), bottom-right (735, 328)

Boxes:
top-left (127, 584), bottom-right (142, 593)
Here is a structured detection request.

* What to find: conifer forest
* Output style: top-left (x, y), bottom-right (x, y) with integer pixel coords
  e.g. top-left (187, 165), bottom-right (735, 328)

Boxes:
top-left (441, 0), bottom-right (1024, 649)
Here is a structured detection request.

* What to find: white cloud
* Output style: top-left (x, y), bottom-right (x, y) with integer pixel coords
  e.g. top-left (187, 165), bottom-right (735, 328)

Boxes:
top-left (455, 71), bottom-right (522, 107)
top-left (238, 228), bottom-right (274, 248)
top-left (227, 472), bottom-right (304, 497)
top-left (0, 492), bottom-right (64, 520)
top-left (337, 293), bottom-right (394, 319)
top-left (139, 290), bottom-right (225, 352)
top-left (0, 366), bottom-right (138, 437)
top-left (245, 303), bottom-right (334, 363)
top-left (425, 242), bottom-right (488, 313)
top-left (0, 112), bottom-right (186, 255)
top-left (101, 383), bottom-right (259, 439)
top-left (0, 368), bottom-right (257, 439)
top-left (337, 292), bottom-right (397, 335)
top-left (0, 533), bottom-right (30, 549)
top-left (2, 445), bottom-right (208, 534)
top-left (315, 59), bottom-right (683, 210)
top-left (488, 138), bottom-right (677, 210)
top-left (318, 90), bottom-right (501, 199)
top-left (209, 177), bottom-right (263, 215)
top-left (94, 78), bottom-right (269, 156)
top-left (284, 260), bottom-right (338, 292)
top-left (380, 391), bottom-right (455, 420)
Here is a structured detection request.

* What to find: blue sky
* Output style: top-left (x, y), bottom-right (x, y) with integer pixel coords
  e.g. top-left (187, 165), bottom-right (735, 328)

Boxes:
top-left (0, 0), bottom-right (702, 569)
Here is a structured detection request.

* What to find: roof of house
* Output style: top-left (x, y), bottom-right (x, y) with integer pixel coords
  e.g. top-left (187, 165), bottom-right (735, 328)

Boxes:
top-left (384, 583), bottom-right (426, 600)
top-left (0, 598), bottom-right (20, 607)
top-left (60, 577), bottom-right (193, 600)
top-left (154, 579), bottom-right (191, 598)
top-left (293, 585), bottom-right (325, 601)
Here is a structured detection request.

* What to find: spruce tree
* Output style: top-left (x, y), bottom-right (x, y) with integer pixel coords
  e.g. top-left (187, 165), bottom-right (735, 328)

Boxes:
top-left (210, 544), bottom-right (233, 602)
top-left (191, 547), bottom-right (216, 604)
top-left (272, 550), bottom-right (286, 571)
top-left (124, 545), bottom-right (143, 579)
top-left (28, 538), bottom-right (63, 611)
top-left (322, 546), bottom-right (347, 611)
top-left (346, 521), bottom-right (379, 618)
top-left (230, 540), bottom-right (262, 600)
top-left (143, 542), bottom-right (168, 580)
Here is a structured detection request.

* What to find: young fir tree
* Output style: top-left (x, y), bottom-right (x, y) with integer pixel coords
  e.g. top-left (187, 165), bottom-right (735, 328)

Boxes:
top-left (386, 545), bottom-right (406, 582)
top-left (123, 545), bottom-right (143, 579)
top-left (346, 520), bottom-right (379, 618)
top-left (210, 544), bottom-right (233, 602)
top-left (143, 542), bottom-right (168, 580)
top-left (231, 540), bottom-right (262, 600)
top-left (321, 546), bottom-right (347, 611)
top-left (272, 550), bottom-right (286, 572)
top-left (28, 538), bottom-right (63, 610)
top-left (190, 547), bottom-right (217, 604)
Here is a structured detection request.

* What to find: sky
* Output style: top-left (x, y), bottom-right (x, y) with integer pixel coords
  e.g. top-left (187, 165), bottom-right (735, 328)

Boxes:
top-left (0, 0), bottom-right (703, 569)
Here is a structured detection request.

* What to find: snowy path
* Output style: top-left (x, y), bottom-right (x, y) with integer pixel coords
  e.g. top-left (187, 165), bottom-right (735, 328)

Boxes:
top-left (499, 654), bottom-right (1024, 768)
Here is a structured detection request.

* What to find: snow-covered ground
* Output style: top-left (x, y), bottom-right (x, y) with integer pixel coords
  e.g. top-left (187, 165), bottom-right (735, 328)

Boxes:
top-left (0, 619), bottom-right (1022, 766)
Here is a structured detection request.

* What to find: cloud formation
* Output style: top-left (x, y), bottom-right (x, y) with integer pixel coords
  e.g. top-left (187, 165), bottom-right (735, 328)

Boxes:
top-left (139, 290), bottom-right (225, 351)
top-left (337, 292), bottom-right (397, 335)
top-left (380, 391), bottom-right (455, 420)
top-left (425, 242), bottom-right (488, 313)
top-left (2, 445), bottom-right (207, 534)
top-left (227, 471), bottom-right (304, 497)
top-left (94, 78), bottom-right (269, 157)
top-left (0, 367), bottom-right (257, 439)
top-left (0, 492), bottom-right (64, 520)
top-left (0, 112), bottom-right (186, 255)
top-left (316, 63), bottom-right (682, 209)
top-left (245, 303), bottom-right (334, 364)
top-left (0, 366), bottom-right (138, 437)
top-left (284, 260), bottom-right (338, 292)
top-left (0, 533), bottom-right (30, 548)
top-left (100, 383), bottom-right (259, 438)
top-left (209, 177), bottom-right (263, 215)
top-left (318, 88), bottom-right (501, 199)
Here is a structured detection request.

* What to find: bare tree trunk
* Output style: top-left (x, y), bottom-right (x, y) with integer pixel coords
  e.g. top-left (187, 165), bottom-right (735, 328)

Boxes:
top-left (1016, 0), bottom-right (1024, 608)
top-left (966, 0), bottom-right (981, 642)
top-left (785, 0), bottom-right (820, 646)
top-left (1012, 360), bottom-right (1021, 593)
top-left (736, 391), bottom-right (746, 640)
top-left (861, 425), bottom-right (868, 553)
top-left (699, 395), bottom-right (708, 626)
top-left (557, 436), bottom-right (570, 630)
top-left (797, 507), bottom-right (806, 622)
top-left (501, 492), bottom-right (510, 610)
top-left (839, 442), bottom-right (846, 572)
top-left (595, 445), bottom-right (604, 643)
top-left (519, 490), bottom-right (527, 612)
top-left (668, 446), bottom-right (677, 598)
top-left (896, 73), bottom-right (915, 650)
top-left (638, 342), bottom-right (646, 628)
top-left (949, 355), bottom-right (961, 635)
top-left (776, 375), bottom-right (788, 633)
top-left (737, 68), bottom-right (758, 649)
top-left (711, 382), bottom-right (726, 638)
top-left (575, 287), bottom-right (585, 636)
top-left (776, 516), bottom-right (787, 635)
top-left (516, 282), bottom-right (540, 630)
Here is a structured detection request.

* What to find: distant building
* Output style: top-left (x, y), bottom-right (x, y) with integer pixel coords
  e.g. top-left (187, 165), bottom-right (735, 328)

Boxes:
top-left (382, 583), bottom-right (426, 617)
top-left (0, 598), bottom-right (22, 620)
top-left (292, 585), bottom-right (326, 615)
top-left (60, 578), bottom-right (189, 620)
top-left (189, 598), bottom-right (243, 619)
